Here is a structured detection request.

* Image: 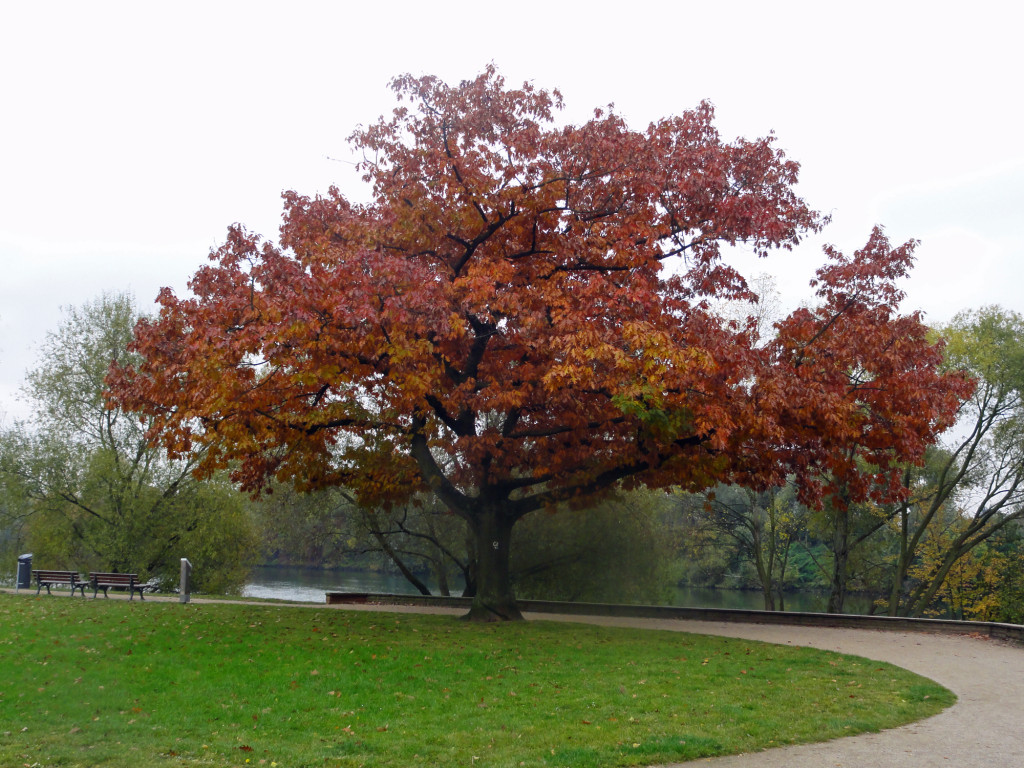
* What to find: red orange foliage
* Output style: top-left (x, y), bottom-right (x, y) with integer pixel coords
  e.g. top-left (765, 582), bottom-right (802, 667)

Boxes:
top-left (108, 68), bottom-right (970, 619)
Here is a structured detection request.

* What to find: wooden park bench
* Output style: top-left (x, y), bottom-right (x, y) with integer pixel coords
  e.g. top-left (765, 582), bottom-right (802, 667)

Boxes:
top-left (33, 569), bottom-right (88, 596)
top-left (88, 572), bottom-right (147, 600)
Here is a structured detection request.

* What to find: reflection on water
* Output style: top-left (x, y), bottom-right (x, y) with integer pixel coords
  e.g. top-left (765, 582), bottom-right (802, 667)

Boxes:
top-left (244, 566), bottom-right (874, 614)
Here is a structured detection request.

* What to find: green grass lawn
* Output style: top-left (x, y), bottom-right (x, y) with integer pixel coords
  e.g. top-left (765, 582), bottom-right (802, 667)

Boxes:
top-left (0, 593), bottom-right (954, 768)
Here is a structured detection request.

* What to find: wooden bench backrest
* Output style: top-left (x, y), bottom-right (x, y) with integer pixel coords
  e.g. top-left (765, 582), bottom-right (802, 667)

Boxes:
top-left (33, 570), bottom-right (79, 579)
top-left (89, 572), bottom-right (138, 584)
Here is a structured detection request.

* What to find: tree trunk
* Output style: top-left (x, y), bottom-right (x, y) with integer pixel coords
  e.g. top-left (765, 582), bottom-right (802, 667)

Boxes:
top-left (426, 517), bottom-right (451, 596)
top-left (775, 543), bottom-right (791, 612)
top-left (886, 503), bottom-right (911, 616)
top-left (827, 551), bottom-right (848, 614)
top-left (753, 549), bottom-right (775, 611)
top-left (461, 526), bottom-right (477, 598)
top-left (463, 506), bottom-right (522, 622)
top-left (751, 525), bottom-right (776, 611)
top-left (827, 504), bottom-right (850, 614)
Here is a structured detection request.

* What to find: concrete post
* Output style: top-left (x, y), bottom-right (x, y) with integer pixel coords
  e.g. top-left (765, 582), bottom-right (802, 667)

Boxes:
top-left (180, 558), bottom-right (192, 603)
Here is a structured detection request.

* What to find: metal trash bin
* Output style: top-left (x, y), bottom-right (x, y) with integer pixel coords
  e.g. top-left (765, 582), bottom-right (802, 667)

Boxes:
top-left (16, 553), bottom-right (33, 590)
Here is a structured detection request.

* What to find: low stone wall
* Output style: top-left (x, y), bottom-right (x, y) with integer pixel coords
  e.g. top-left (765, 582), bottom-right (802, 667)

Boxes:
top-left (325, 592), bottom-right (1024, 644)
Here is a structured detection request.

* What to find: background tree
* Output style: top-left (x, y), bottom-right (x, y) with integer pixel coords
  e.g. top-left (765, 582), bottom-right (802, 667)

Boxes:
top-left (747, 229), bottom-right (973, 612)
top-left (672, 503), bottom-right (741, 590)
top-left (879, 306), bottom-right (1024, 616)
top-left (253, 484), bottom-right (472, 596)
top-left (253, 484), bottom-right (675, 605)
top-left (253, 484), bottom-right (359, 568)
top-left (980, 521), bottom-right (1024, 623)
top-left (356, 496), bottom-right (472, 597)
top-left (512, 489), bottom-right (677, 605)
top-left (680, 483), bottom-right (805, 611)
top-left (0, 458), bottom-right (30, 575)
top-left (0, 293), bottom-right (258, 592)
top-left (110, 69), bottom-right (966, 621)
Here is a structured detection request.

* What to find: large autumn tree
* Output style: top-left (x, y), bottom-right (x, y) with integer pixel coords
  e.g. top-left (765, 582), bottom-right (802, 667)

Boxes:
top-left (109, 68), bottom-right (967, 620)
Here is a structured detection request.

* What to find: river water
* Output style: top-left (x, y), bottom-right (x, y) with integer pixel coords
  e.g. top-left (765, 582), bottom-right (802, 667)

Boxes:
top-left (243, 566), bottom-right (873, 614)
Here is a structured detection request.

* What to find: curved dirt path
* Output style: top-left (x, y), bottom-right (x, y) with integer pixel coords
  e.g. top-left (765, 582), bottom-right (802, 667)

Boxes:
top-left (524, 613), bottom-right (1024, 767)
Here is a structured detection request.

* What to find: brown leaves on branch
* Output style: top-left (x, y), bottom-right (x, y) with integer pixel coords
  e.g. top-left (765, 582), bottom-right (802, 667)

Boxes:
top-left (107, 66), bottom-right (970, 522)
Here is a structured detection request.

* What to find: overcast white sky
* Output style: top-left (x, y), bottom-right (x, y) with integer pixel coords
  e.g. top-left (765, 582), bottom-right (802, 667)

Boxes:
top-left (2, 1), bottom-right (1022, 423)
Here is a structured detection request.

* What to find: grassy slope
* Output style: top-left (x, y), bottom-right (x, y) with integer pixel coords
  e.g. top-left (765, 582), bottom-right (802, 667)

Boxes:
top-left (0, 594), bottom-right (954, 767)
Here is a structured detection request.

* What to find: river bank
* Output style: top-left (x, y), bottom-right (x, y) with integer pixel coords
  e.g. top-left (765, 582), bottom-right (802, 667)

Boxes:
top-left (243, 564), bottom-right (876, 613)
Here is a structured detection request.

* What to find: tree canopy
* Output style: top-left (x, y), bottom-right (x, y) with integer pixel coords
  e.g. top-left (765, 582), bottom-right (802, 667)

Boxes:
top-left (109, 68), bottom-right (969, 620)
top-left (880, 306), bottom-right (1024, 615)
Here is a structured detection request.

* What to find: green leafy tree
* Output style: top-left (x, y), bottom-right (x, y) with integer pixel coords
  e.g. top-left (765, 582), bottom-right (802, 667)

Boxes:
top-left (253, 484), bottom-right (362, 567)
top-left (0, 293), bottom-right (258, 592)
top-left (512, 490), bottom-right (677, 605)
top-left (682, 483), bottom-right (806, 610)
top-left (253, 485), bottom-right (471, 595)
top-left (809, 492), bottom-right (898, 613)
top-left (880, 307), bottom-right (1024, 616)
top-left (0, 463), bottom-right (30, 577)
top-left (984, 522), bottom-right (1024, 623)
